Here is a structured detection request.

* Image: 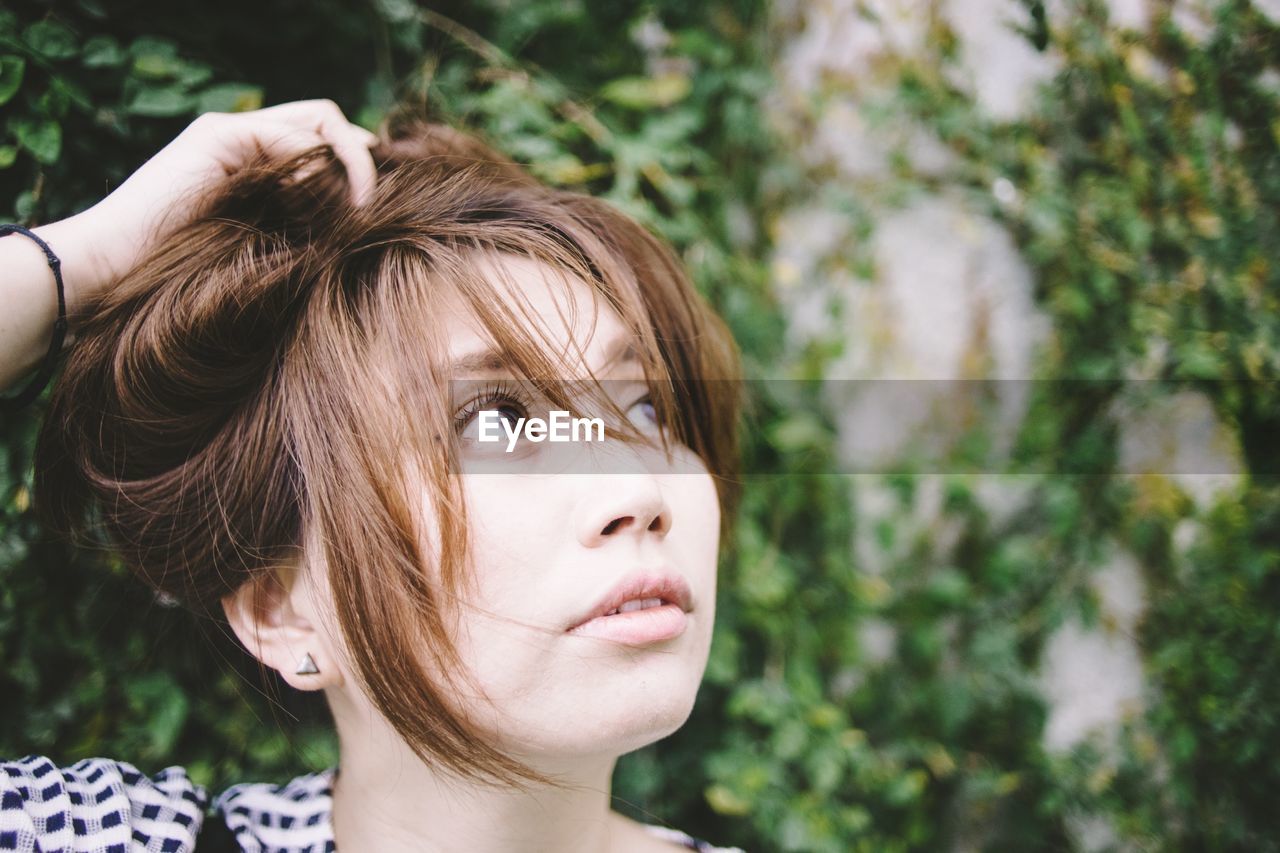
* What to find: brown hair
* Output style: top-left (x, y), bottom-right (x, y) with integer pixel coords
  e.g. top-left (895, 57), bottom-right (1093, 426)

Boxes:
top-left (32, 110), bottom-right (743, 789)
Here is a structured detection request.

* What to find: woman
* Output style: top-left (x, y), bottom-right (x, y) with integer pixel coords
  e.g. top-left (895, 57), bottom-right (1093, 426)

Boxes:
top-left (0, 99), bottom-right (746, 852)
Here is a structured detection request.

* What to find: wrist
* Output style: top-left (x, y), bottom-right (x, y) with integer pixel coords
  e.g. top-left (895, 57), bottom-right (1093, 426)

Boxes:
top-left (31, 208), bottom-right (117, 328)
top-left (0, 223), bottom-right (71, 401)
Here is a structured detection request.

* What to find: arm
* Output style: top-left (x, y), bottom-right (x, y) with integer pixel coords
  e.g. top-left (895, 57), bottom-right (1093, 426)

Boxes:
top-left (1, 99), bottom-right (380, 395)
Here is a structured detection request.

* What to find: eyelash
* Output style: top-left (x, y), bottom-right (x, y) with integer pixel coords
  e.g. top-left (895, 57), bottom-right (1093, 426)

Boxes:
top-left (453, 381), bottom-right (534, 435)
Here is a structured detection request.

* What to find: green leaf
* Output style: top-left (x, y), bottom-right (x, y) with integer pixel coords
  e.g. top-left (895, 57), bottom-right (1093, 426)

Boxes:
top-left (600, 73), bottom-right (692, 109)
top-left (927, 568), bottom-right (971, 607)
top-left (124, 672), bottom-right (189, 758)
top-left (81, 35), bottom-right (124, 68)
top-left (704, 783), bottom-right (752, 816)
top-left (14, 190), bottom-right (36, 220)
top-left (76, 0), bottom-right (109, 19)
top-left (176, 63), bottom-right (213, 88)
top-left (673, 27), bottom-right (735, 65)
top-left (132, 51), bottom-right (189, 80)
top-left (127, 35), bottom-right (178, 59)
top-left (0, 145), bottom-right (16, 169)
top-left (147, 688), bottom-right (188, 757)
top-left (884, 769), bottom-right (928, 806)
top-left (11, 117), bottom-right (62, 164)
top-left (194, 83), bottom-right (263, 114)
top-left (0, 56), bottom-right (25, 106)
top-left (374, 0), bottom-right (417, 23)
top-left (48, 76), bottom-right (92, 112)
top-left (34, 82), bottom-right (70, 119)
top-left (770, 413), bottom-right (827, 452)
top-left (125, 86), bottom-right (194, 117)
top-left (22, 20), bottom-right (78, 60)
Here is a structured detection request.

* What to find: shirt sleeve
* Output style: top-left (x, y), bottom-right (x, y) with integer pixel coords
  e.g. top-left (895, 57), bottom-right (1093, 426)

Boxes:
top-left (0, 755), bottom-right (208, 853)
top-left (642, 823), bottom-right (748, 852)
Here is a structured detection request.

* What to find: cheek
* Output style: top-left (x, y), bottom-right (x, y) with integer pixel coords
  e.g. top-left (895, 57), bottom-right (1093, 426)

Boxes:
top-left (456, 474), bottom-right (566, 605)
top-left (685, 472), bottom-right (722, 542)
top-left (671, 472), bottom-right (722, 595)
top-left (408, 469), bottom-right (549, 593)
top-left (664, 449), bottom-right (722, 548)
top-left (465, 473), bottom-right (551, 545)
top-left (463, 473), bottom-right (547, 532)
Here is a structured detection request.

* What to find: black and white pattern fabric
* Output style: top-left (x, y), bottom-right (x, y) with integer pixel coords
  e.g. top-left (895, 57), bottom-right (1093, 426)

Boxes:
top-left (1, 756), bottom-right (745, 852)
top-left (212, 770), bottom-right (333, 852)
top-left (0, 755), bottom-right (205, 852)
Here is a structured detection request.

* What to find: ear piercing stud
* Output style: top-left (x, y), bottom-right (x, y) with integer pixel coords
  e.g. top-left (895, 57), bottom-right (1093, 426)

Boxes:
top-left (296, 653), bottom-right (320, 675)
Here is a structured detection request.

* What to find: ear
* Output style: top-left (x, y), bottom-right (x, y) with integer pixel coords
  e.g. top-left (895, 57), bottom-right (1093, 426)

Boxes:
top-left (221, 560), bottom-right (344, 691)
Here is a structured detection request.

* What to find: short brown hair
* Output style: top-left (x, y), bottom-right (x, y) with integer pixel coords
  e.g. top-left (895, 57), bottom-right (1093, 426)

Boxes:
top-left (33, 111), bottom-right (743, 789)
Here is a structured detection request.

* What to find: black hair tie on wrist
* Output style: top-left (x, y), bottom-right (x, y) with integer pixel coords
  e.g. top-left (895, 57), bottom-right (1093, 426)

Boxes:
top-left (1, 223), bottom-right (68, 412)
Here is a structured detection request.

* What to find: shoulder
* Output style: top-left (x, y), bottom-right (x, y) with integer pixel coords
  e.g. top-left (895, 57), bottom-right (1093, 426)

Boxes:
top-left (0, 754), bottom-right (207, 851)
top-left (211, 766), bottom-right (335, 852)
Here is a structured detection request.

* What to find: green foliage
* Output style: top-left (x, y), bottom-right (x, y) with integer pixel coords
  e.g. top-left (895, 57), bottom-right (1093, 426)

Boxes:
top-left (2, 0), bottom-right (1278, 850)
top-left (886, 0), bottom-right (1280, 848)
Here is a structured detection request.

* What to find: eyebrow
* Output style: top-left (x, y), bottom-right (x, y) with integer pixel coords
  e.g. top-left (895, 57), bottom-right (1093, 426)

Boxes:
top-left (447, 335), bottom-right (641, 378)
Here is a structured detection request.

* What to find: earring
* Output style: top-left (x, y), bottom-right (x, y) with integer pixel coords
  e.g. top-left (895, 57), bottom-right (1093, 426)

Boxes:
top-left (295, 653), bottom-right (320, 675)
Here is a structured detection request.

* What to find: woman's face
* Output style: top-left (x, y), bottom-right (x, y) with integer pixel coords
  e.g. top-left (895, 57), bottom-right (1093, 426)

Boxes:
top-left (420, 254), bottom-right (722, 764)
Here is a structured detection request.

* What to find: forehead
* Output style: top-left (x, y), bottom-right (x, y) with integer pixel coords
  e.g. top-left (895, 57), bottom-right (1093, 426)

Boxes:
top-left (436, 253), bottom-right (640, 379)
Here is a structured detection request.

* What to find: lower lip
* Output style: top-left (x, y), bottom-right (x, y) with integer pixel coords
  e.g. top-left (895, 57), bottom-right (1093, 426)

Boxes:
top-left (567, 604), bottom-right (688, 645)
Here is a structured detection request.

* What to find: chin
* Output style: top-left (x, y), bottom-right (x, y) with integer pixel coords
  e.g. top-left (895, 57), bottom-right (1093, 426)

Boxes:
top-left (616, 677), bottom-right (699, 740)
top-left (505, 664), bottom-right (704, 762)
top-left (542, 705), bottom-right (697, 763)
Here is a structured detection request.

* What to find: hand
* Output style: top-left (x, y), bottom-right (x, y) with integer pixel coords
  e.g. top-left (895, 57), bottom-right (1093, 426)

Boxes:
top-left (42, 99), bottom-right (378, 321)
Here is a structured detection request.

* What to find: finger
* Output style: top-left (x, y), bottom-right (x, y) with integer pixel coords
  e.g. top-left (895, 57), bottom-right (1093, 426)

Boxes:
top-left (207, 115), bottom-right (373, 205)
top-left (255, 98), bottom-right (378, 146)
top-left (220, 118), bottom-right (329, 174)
top-left (250, 100), bottom-right (379, 206)
top-left (324, 127), bottom-right (379, 207)
top-left (253, 98), bottom-right (352, 124)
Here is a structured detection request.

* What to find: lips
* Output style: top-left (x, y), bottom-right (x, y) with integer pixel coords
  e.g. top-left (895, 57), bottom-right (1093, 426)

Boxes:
top-left (565, 569), bottom-right (693, 646)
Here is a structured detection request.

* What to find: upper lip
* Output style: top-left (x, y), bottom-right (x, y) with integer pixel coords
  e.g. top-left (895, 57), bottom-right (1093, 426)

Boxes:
top-left (567, 569), bottom-right (693, 630)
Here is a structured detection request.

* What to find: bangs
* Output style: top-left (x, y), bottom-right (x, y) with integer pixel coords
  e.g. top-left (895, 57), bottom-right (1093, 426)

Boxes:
top-left (425, 251), bottom-right (686, 464)
top-left (331, 186), bottom-right (738, 488)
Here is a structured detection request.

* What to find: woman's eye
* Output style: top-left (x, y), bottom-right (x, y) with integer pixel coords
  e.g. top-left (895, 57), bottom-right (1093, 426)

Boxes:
top-left (627, 395), bottom-right (661, 433)
top-left (457, 399), bottom-right (527, 443)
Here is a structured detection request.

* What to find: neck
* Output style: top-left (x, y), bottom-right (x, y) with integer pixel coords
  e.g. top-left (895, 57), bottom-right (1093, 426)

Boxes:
top-left (328, 704), bottom-right (622, 853)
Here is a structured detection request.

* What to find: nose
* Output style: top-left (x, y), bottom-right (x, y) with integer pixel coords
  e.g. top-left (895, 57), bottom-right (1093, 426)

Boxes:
top-left (575, 471), bottom-right (672, 547)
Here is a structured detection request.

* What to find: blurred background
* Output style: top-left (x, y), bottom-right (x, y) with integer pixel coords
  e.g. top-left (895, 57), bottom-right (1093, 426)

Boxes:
top-left (1, 0), bottom-right (1278, 850)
